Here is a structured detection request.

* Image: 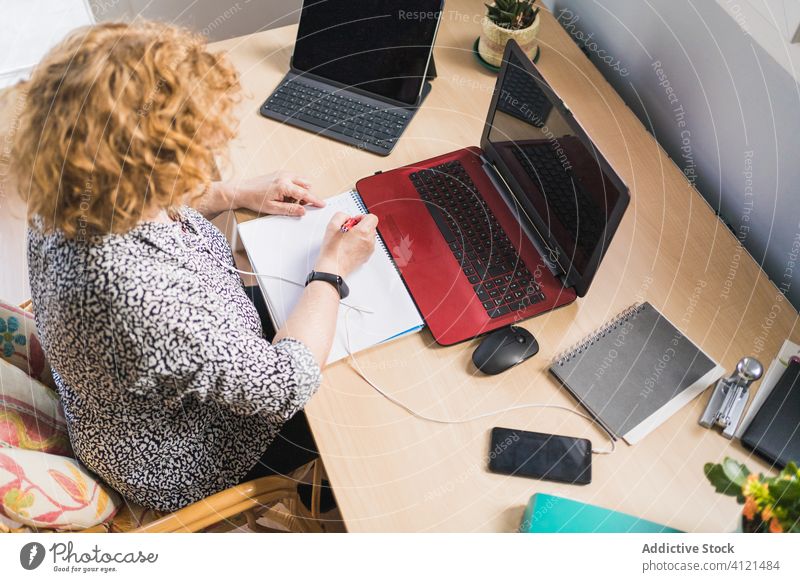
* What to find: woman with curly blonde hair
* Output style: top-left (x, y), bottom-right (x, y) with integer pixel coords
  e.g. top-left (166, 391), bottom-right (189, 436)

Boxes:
top-left (14, 21), bottom-right (377, 511)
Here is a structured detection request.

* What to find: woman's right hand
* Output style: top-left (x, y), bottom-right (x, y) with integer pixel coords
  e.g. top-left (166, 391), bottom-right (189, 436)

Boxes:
top-left (315, 212), bottom-right (378, 278)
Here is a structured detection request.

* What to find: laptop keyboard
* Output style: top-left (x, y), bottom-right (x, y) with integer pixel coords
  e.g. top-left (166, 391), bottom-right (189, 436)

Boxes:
top-left (496, 64), bottom-right (552, 128)
top-left (512, 143), bottom-right (605, 247)
top-left (409, 161), bottom-right (545, 319)
top-left (263, 79), bottom-right (411, 153)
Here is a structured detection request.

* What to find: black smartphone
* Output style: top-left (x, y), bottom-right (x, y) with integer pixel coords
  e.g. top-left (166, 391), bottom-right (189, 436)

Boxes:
top-left (488, 427), bottom-right (591, 485)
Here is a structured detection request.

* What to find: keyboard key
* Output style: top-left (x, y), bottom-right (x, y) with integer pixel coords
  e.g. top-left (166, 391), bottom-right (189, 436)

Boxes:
top-left (425, 204), bottom-right (456, 243)
top-left (489, 305), bottom-right (511, 318)
top-left (510, 299), bottom-right (529, 311)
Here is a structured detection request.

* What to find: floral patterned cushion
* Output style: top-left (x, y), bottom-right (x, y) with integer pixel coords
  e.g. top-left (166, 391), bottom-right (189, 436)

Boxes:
top-left (0, 359), bottom-right (72, 457)
top-left (0, 301), bottom-right (55, 389)
top-left (0, 448), bottom-right (120, 530)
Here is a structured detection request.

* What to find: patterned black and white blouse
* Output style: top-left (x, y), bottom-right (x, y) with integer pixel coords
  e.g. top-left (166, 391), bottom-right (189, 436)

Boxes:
top-left (27, 208), bottom-right (321, 512)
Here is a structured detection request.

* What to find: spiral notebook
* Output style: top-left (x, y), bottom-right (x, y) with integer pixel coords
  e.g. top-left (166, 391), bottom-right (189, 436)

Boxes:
top-left (237, 189), bottom-right (424, 365)
top-left (550, 303), bottom-right (724, 444)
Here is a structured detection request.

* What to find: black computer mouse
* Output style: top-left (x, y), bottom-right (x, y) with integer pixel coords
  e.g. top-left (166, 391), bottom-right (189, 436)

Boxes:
top-left (472, 326), bottom-right (539, 375)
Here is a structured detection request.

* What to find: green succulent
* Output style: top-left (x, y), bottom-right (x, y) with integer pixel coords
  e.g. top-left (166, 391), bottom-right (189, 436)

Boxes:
top-left (485, 0), bottom-right (539, 30)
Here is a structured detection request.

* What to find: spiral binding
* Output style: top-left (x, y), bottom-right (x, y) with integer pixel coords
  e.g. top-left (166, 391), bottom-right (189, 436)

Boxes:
top-left (552, 303), bottom-right (645, 366)
top-left (349, 190), bottom-right (402, 277)
top-left (350, 189), bottom-right (368, 214)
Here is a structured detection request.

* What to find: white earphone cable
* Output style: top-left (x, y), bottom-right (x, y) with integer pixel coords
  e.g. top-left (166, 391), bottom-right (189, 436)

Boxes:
top-left (214, 253), bottom-right (615, 455)
top-left (221, 261), bottom-right (374, 315)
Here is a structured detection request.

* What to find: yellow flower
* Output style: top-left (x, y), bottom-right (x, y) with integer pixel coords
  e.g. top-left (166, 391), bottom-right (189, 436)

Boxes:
top-left (743, 474), bottom-right (759, 496)
top-left (769, 517), bottom-right (783, 533)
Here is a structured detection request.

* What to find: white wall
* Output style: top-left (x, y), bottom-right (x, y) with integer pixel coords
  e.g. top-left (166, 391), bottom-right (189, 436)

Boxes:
top-left (545, 0), bottom-right (800, 310)
top-left (90, 0), bottom-right (302, 41)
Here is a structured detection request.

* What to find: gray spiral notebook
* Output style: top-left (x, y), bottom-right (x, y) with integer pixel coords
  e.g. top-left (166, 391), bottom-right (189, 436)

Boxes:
top-left (550, 303), bottom-right (725, 444)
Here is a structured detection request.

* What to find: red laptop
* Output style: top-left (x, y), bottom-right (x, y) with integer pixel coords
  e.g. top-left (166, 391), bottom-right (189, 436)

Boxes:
top-left (356, 41), bottom-right (630, 346)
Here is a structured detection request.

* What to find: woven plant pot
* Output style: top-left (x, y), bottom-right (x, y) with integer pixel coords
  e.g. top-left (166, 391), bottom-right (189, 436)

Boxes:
top-left (478, 12), bottom-right (540, 68)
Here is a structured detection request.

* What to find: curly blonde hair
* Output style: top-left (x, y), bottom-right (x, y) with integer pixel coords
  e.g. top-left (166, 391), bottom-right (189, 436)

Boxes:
top-left (13, 21), bottom-right (240, 239)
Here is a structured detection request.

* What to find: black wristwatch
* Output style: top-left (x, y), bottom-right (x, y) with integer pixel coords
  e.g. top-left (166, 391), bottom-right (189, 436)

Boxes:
top-left (305, 271), bottom-right (349, 299)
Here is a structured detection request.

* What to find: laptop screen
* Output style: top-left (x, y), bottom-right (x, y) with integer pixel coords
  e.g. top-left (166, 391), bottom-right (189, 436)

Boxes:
top-left (292, 0), bottom-right (442, 106)
top-left (484, 47), bottom-right (628, 293)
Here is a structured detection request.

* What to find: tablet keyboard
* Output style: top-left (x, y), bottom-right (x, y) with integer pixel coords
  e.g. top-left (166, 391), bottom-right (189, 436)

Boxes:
top-left (262, 79), bottom-right (411, 155)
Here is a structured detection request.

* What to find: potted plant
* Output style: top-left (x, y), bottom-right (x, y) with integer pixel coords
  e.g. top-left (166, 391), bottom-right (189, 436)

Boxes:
top-left (477, 0), bottom-right (541, 69)
top-left (704, 457), bottom-right (800, 533)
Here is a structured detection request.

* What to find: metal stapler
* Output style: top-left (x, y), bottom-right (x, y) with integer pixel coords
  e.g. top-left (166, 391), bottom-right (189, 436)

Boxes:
top-left (699, 356), bottom-right (763, 439)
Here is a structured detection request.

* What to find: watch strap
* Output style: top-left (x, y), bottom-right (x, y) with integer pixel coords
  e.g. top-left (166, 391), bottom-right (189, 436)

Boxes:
top-left (305, 271), bottom-right (349, 299)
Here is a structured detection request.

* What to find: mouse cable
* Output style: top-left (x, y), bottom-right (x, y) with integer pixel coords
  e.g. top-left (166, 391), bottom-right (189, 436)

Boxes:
top-left (343, 308), bottom-right (615, 455)
top-left (213, 254), bottom-right (615, 455)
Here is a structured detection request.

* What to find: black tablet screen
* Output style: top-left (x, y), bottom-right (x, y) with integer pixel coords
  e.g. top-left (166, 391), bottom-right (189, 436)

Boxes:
top-left (292, 0), bottom-right (442, 105)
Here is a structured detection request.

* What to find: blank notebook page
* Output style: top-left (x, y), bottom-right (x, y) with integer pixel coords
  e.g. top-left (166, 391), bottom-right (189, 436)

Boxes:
top-left (237, 190), bottom-right (424, 365)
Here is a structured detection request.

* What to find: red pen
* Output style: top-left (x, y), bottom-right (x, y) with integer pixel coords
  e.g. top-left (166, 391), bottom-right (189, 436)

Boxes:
top-left (340, 215), bottom-right (363, 233)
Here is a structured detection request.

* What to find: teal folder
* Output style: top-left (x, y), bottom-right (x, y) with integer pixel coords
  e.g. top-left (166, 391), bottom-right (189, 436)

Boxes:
top-left (520, 493), bottom-right (682, 533)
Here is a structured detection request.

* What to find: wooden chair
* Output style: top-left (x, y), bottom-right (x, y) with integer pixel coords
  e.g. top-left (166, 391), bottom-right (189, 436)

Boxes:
top-left (131, 459), bottom-right (325, 533)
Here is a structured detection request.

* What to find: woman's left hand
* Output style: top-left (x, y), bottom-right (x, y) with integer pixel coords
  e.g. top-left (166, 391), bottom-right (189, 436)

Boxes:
top-left (226, 171), bottom-right (325, 217)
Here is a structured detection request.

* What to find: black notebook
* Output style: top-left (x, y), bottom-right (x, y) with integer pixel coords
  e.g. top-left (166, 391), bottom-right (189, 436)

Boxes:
top-left (741, 358), bottom-right (800, 468)
top-left (550, 303), bottom-right (724, 444)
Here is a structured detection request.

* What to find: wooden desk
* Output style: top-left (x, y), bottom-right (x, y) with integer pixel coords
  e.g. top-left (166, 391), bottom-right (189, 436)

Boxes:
top-left (214, 0), bottom-right (800, 531)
